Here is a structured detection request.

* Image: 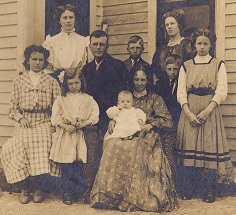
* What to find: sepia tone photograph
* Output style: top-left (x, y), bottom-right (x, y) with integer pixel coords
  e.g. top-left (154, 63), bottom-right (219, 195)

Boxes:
top-left (0, 0), bottom-right (236, 214)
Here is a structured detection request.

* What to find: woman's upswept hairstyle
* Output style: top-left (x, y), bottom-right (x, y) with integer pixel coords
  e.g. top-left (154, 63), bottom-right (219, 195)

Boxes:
top-left (23, 45), bottom-right (49, 71)
top-left (192, 29), bottom-right (217, 46)
top-left (62, 67), bottom-right (87, 96)
top-left (53, 4), bottom-right (78, 21)
top-left (129, 65), bottom-right (152, 92)
top-left (192, 29), bottom-right (216, 55)
top-left (162, 9), bottom-right (186, 35)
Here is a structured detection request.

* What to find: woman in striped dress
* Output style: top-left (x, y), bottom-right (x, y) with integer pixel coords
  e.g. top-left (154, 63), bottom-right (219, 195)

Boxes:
top-left (1, 45), bottom-right (61, 204)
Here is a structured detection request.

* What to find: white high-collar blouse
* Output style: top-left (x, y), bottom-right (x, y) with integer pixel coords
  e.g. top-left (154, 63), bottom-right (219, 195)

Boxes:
top-left (177, 54), bottom-right (228, 106)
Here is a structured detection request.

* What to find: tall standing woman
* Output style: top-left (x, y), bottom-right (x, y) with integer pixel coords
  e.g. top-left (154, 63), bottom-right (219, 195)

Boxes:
top-left (1, 45), bottom-right (61, 204)
top-left (43, 4), bottom-right (89, 81)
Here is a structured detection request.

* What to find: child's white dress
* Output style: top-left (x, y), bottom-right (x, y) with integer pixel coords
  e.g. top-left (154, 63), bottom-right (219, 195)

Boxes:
top-left (50, 92), bottom-right (99, 163)
top-left (104, 106), bottom-right (146, 140)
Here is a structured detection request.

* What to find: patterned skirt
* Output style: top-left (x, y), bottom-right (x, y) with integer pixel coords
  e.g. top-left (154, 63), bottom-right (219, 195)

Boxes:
top-left (176, 93), bottom-right (232, 179)
top-left (90, 130), bottom-right (177, 212)
top-left (1, 122), bottom-right (54, 183)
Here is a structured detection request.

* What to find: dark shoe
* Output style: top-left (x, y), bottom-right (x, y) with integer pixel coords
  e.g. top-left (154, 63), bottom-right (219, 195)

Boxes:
top-left (19, 189), bottom-right (31, 204)
top-left (62, 193), bottom-right (73, 205)
top-left (203, 190), bottom-right (215, 203)
top-left (181, 190), bottom-right (193, 200)
top-left (33, 190), bottom-right (45, 203)
top-left (92, 202), bottom-right (112, 210)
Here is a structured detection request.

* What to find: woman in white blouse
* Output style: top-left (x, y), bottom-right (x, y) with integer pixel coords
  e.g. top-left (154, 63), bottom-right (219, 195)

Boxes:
top-left (176, 29), bottom-right (233, 203)
top-left (43, 4), bottom-right (89, 81)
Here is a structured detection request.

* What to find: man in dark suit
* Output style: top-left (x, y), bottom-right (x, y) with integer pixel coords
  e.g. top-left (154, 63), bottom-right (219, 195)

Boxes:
top-left (123, 35), bottom-right (150, 87)
top-left (82, 30), bottom-right (128, 136)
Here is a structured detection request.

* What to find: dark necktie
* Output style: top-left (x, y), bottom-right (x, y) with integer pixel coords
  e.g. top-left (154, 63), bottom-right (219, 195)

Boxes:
top-left (170, 80), bottom-right (176, 94)
top-left (133, 59), bottom-right (138, 69)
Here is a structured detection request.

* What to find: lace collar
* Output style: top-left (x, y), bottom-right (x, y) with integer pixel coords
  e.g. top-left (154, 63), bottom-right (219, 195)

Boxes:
top-left (133, 89), bottom-right (147, 98)
top-left (167, 37), bottom-right (185, 47)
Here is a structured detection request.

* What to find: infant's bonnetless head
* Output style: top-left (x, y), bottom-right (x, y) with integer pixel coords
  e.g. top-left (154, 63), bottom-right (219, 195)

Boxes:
top-left (118, 91), bottom-right (133, 109)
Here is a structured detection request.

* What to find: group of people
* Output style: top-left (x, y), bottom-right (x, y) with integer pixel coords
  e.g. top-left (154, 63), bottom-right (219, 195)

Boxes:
top-left (0, 4), bottom-right (234, 213)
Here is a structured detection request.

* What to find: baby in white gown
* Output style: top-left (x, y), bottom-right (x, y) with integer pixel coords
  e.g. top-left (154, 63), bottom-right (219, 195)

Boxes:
top-left (104, 91), bottom-right (146, 140)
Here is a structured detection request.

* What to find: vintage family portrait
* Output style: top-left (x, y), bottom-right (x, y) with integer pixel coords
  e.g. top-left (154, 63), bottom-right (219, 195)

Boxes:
top-left (0, 0), bottom-right (235, 214)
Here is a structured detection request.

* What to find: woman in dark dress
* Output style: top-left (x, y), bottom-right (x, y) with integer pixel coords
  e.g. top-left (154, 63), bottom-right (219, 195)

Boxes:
top-left (151, 9), bottom-right (193, 89)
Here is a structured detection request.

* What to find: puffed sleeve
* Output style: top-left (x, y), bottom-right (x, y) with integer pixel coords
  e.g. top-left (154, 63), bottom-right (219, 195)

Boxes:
top-left (211, 61), bottom-right (228, 104)
top-left (136, 108), bottom-right (146, 123)
top-left (149, 94), bottom-right (173, 128)
top-left (177, 65), bottom-right (188, 106)
top-left (52, 78), bottom-right (61, 103)
top-left (51, 96), bottom-right (63, 126)
top-left (106, 106), bottom-right (120, 119)
top-left (42, 35), bottom-right (55, 66)
top-left (88, 97), bottom-right (99, 125)
top-left (8, 77), bottom-right (25, 122)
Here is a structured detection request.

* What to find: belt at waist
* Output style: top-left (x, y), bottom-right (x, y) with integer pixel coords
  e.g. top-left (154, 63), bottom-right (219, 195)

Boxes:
top-left (23, 109), bottom-right (51, 114)
top-left (188, 88), bottom-right (215, 96)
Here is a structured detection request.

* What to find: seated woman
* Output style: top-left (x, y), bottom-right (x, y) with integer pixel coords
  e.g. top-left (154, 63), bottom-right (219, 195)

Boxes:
top-left (0, 45), bottom-right (61, 204)
top-left (90, 68), bottom-right (177, 212)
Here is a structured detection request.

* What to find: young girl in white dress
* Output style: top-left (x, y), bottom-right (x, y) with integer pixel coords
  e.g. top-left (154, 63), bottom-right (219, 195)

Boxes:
top-left (177, 29), bottom-right (233, 203)
top-left (50, 68), bottom-right (99, 205)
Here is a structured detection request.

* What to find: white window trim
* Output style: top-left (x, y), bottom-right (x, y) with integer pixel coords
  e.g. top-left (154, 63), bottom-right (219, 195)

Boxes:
top-left (215, 0), bottom-right (226, 60)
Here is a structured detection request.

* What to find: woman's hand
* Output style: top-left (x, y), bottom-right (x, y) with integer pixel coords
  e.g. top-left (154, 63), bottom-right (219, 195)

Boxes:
top-left (185, 111), bottom-right (201, 127)
top-left (51, 126), bottom-right (56, 133)
top-left (182, 103), bottom-right (200, 127)
top-left (196, 102), bottom-right (217, 124)
top-left (19, 118), bottom-right (30, 128)
top-left (197, 109), bottom-right (211, 124)
top-left (59, 123), bottom-right (76, 134)
top-left (139, 124), bottom-right (152, 138)
top-left (76, 120), bottom-right (91, 129)
top-left (108, 120), bottom-right (116, 134)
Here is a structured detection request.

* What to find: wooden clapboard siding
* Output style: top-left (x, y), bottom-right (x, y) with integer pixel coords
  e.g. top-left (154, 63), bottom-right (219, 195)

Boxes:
top-left (225, 14), bottom-right (236, 27)
top-left (0, 103), bottom-right (9, 114)
top-left (0, 0), bottom-right (18, 150)
top-left (221, 105), bottom-right (236, 116)
top-left (224, 1), bottom-right (236, 156)
top-left (102, 0), bottom-right (149, 63)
